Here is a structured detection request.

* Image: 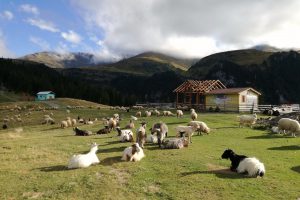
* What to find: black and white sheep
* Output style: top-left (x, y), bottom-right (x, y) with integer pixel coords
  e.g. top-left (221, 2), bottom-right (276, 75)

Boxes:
top-left (150, 122), bottom-right (168, 147)
top-left (116, 127), bottom-right (134, 142)
top-left (221, 149), bottom-right (265, 177)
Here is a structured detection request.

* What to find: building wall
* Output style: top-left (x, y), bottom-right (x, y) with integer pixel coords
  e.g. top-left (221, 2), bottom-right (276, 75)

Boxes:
top-left (238, 90), bottom-right (259, 112)
top-left (36, 94), bottom-right (55, 101)
top-left (205, 94), bottom-right (239, 111)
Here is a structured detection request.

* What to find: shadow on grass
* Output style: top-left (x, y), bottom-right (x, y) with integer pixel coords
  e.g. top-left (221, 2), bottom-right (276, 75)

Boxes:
top-left (268, 145), bottom-right (300, 151)
top-left (41, 126), bottom-right (61, 131)
top-left (101, 156), bottom-right (122, 166)
top-left (181, 169), bottom-right (244, 179)
top-left (36, 165), bottom-right (68, 172)
top-left (215, 126), bottom-right (239, 129)
top-left (245, 134), bottom-right (285, 139)
top-left (104, 140), bottom-right (122, 145)
top-left (100, 146), bottom-right (127, 153)
top-left (54, 135), bottom-right (75, 138)
top-left (291, 166), bottom-right (300, 173)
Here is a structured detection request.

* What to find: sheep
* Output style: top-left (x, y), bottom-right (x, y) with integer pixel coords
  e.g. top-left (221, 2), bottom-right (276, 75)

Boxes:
top-left (73, 127), bottom-right (92, 136)
top-left (161, 137), bottom-right (189, 149)
top-left (154, 109), bottom-right (160, 117)
top-left (190, 109), bottom-right (198, 121)
top-left (71, 119), bottom-right (77, 126)
top-left (145, 111), bottom-right (151, 117)
top-left (136, 111), bottom-right (142, 117)
top-left (108, 117), bottom-right (118, 131)
top-left (176, 110), bottom-right (183, 118)
top-left (61, 120), bottom-right (68, 128)
top-left (66, 117), bottom-right (72, 127)
top-left (271, 126), bottom-right (279, 134)
top-left (113, 113), bottom-right (119, 120)
top-left (85, 118), bottom-right (94, 125)
top-left (121, 143), bottom-right (145, 162)
top-left (146, 134), bottom-right (158, 144)
top-left (96, 125), bottom-right (110, 134)
top-left (116, 127), bottom-right (134, 142)
top-left (237, 113), bottom-right (257, 128)
top-left (221, 149), bottom-right (265, 177)
top-left (136, 122), bottom-right (147, 148)
top-left (278, 118), bottom-right (300, 137)
top-left (131, 116), bottom-right (138, 121)
top-left (174, 125), bottom-right (197, 143)
top-left (163, 110), bottom-right (174, 116)
top-left (68, 142), bottom-right (100, 169)
top-left (125, 120), bottom-right (135, 129)
top-left (150, 122), bottom-right (168, 147)
top-left (43, 116), bottom-right (55, 125)
top-left (188, 121), bottom-right (210, 135)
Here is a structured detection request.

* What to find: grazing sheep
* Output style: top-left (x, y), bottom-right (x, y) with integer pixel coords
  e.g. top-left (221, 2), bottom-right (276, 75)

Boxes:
top-left (190, 109), bottom-right (198, 121)
top-left (68, 142), bottom-right (100, 169)
top-left (125, 120), bottom-right (135, 129)
top-left (116, 127), bottom-right (134, 142)
top-left (154, 109), bottom-right (160, 117)
top-left (136, 111), bottom-right (142, 117)
top-left (237, 113), bottom-right (257, 128)
top-left (161, 138), bottom-right (189, 149)
top-left (150, 122), bottom-right (168, 147)
top-left (163, 110), bottom-right (174, 116)
top-left (136, 122), bottom-right (147, 148)
top-left (121, 143), bottom-right (145, 162)
top-left (61, 120), bottom-right (68, 128)
top-left (145, 111), bottom-right (151, 117)
top-left (176, 110), bottom-right (183, 118)
top-left (221, 149), bottom-right (265, 177)
top-left (278, 118), bottom-right (300, 137)
top-left (73, 127), bottom-right (92, 136)
top-left (174, 125), bottom-right (197, 143)
top-left (96, 125), bottom-right (110, 134)
top-left (188, 121), bottom-right (210, 135)
top-left (43, 116), bottom-right (55, 125)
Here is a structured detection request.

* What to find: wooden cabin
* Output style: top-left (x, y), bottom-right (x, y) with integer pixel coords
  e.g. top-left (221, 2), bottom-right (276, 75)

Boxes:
top-left (173, 80), bottom-right (261, 112)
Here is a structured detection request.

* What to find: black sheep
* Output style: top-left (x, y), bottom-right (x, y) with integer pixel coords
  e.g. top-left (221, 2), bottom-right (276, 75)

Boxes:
top-left (221, 149), bottom-right (247, 171)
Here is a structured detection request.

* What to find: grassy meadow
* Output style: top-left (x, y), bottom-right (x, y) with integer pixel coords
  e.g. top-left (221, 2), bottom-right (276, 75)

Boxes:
top-left (0, 100), bottom-right (299, 200)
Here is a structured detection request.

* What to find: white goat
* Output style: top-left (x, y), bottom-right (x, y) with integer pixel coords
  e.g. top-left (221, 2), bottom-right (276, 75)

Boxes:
top-left (68, 143), bottom-right (100, 169)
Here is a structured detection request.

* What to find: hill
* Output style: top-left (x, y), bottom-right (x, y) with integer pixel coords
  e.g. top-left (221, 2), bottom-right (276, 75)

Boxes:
top-left (21, 52), bottom-right (99, 68)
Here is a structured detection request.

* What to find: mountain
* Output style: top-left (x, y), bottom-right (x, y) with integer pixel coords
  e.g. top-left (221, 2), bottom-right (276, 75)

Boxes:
top-left (88, 51), bottom-right (197, 76)
top-left (21, 52), bottom-right (99, 68)
top-left (188, 49), bottom-right (300, 104)
top-left (251, 44), bottom-right (281, 52)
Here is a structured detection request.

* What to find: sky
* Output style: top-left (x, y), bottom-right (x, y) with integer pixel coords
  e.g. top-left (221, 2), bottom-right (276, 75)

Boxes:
top-left (1, 0), bottom-right (300, 61)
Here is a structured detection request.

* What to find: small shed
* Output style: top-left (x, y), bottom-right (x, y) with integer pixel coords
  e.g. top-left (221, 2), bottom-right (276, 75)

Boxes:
top-left (36, 91), bottom-right (55, 101)
top-left (206, 88), bottom-right (261, 112)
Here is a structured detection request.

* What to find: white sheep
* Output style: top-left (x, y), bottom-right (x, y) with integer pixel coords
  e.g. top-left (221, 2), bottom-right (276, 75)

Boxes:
top-left (61, 120), bottom-right (68, 128)
top-left (161, 137), bottom-right (189, 149)
top-left (174, 125), bottom-right (197, 143)
top-left (154, 109), bottom-right (160, 117)
top-left (278, 118), bottom-right (300, 137)
top-left (66, 117), bottom-right (72, 127)
top-left (136, 111), bottom-right (142, 117)
top-left (271, 126), bottom-right (279, 134)
top-left (125, 120), bottom-right (135, 129)
top-left (163, 110), bottom-right (174, 116)
top-left (131, 116), bottom-right (138, 121)
top-left (146, 134), bottom-right (158, 144)
top-left (71, 119), bottom-right (77, 126)
top-left (108, 117), bottom-right (118, 131)
top-left (117, 127), bottom-right (134, 142)
top-left (145, 111), bottom-right (151, 117)
top-left (190, 109), bottom-right (198, 120)
top-left (188, 121), bottom-right (210, 135)
top-left (68, 142), bottom-right (100, 169)
top-left (121, 143), bottom-right (145, 162)
top-left (237, 157), bottom-right (266, 177)
top-left (176, 110), bottom-right (183, 118)
top-left (237, 113), bottom-right (257, 128)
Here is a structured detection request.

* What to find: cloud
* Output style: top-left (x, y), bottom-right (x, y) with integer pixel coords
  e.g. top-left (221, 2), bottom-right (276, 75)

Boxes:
top-left (27, 18), bottom-right (59, 32)
top-left (0, 31), bottom-right (14, 58)
top-left (20, 4), bottom-right (39, 15)
top-left (61, 30), bottom-right (82, 44)
top-left (29, 36), bottom-right (51, 51)
top-left (73, 0), bottom-right (300, 58)
top-left (1, 11), bottom-right (14, 20)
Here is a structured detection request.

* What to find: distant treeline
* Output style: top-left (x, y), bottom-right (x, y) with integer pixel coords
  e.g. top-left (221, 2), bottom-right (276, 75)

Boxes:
top-left (0, 58), bottom-right (184, 105)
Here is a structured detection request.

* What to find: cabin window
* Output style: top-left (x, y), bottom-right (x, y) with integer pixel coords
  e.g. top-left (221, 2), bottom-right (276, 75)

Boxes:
top-left (241, 95), bottom-right (246, 103)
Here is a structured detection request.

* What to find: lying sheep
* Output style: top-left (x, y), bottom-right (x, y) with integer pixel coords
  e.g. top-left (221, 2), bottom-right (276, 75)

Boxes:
top-left (237, 113), bottom-right (257, 128)
top-left (73, 127), bottom-right (92, 136)
top-left (146, 134), bottom-right (158, 144)
top-left (121, 143), bottom-right (145, 162)
top-left (188, 121), bottom-right (210, 135)
top-left (68, 142), bottom-right (100, 169)
top-left (278, 118), bottom-right (300, 137)
top-left (116, 127), bottom-right (134, 142)
top-left (96, 126), bottom-right (110, 134)
top-left (125, 120), bottom-right (135, 129)
top-left (150, 122), bottom-right (168, 147)
top-left (161, 137), bottom-right (189, 149)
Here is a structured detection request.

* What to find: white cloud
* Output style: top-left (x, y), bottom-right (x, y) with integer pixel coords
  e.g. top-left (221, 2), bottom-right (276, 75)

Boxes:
top-left (61, 30), bottom-right (82, 44)
top-left (29, 36), bottom-right (51, 51)
top-left (1, 11), bottom-right (14, 20)
top-left (20, 4), bottom-right (39, 15)
top-left (54, 42), bottom-right (69, 54)
top-left (27, 18), bottom-right (60, 32)
top-left (0, 31), bottom-right (14, 58)
top-left (73, 0), bottom-right (300, 59)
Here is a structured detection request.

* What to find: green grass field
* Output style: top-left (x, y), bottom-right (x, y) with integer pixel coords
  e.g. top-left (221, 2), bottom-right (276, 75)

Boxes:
top-left (0, 103), bottom-right (299, 200)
